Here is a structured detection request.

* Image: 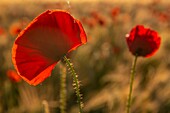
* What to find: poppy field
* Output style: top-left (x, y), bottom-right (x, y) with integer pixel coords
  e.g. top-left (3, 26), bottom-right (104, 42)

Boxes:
top-left (0, 0), bottom-right (170, 113)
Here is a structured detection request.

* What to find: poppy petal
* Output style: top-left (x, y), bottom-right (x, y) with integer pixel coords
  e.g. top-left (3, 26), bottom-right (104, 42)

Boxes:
top-left (12, 10), bottom-right (87, 85)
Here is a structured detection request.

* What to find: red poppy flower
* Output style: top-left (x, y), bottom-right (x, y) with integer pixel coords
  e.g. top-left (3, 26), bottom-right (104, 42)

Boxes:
top-left (126, 25), bottom-right (161, 57)
top-left (7, 69), bottom-right (22, 83)
top-left (12, 10), bottom-right (87, 86)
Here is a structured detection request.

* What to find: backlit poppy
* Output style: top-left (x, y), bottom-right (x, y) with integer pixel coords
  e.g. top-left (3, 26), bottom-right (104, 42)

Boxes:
top-left (7, 69), bottom-right (22, 83)
top-left (126, 25), bottom-right (161, 57)
top-left (12, 10), bottom-right (87, 86)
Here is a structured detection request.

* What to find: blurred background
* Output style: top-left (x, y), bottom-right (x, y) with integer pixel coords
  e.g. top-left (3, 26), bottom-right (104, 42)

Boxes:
top-left (0, 0), bottom-right (170, 113)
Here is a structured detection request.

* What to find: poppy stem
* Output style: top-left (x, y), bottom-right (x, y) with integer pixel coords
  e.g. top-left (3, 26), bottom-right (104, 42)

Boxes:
top-left (63, 56), bottom-right (83, 113)
top-left (59, 64), bottom-right (67, 113)
top-left (126, 55), bottom-right (138, 113)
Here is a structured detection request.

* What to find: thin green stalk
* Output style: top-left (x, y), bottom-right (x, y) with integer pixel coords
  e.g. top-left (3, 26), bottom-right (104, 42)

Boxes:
top-left (126, 55), bottom-right (138, 113)
top-left (63, 56), bottom-right (83, 113)
top-left (59, 64), bottom-right (67, 113)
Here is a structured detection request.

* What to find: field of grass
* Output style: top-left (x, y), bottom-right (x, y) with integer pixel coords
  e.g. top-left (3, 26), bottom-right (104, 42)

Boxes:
top-left (0, 0), bottom-right (170, 113)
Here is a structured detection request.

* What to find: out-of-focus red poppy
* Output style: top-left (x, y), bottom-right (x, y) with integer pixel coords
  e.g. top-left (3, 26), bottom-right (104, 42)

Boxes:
top-left (126, 25), bottom-right (161, 57)
top-left (81, 17), bottom-right (97, 28)
top-left (90, 11), bottom-right (106, 26)
top-left (9, 21), bottom-right (23, 36)
top-left (7, 69), bottom-right (22, 83)
top-left (112, 45), bottom-right (121, 55)
top-left (0, 27), bottom-right (5, 35)
top-left (157, 12), bottom-right (169, 23)
top-left (151, 9), bottom-right (169, 23)
top-left (111, 7), bottom-right (120, 19)
top-left (90, 11), bottom-right (99, 19)
top-left (12, 10), bottom-right (87, 86)
top-left (0, 26), bottom-right (7, 46)
top-left (0, 26), bottom-right (7, 37)
top-left (97, 18), bottom-right (105, 26)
